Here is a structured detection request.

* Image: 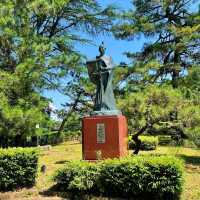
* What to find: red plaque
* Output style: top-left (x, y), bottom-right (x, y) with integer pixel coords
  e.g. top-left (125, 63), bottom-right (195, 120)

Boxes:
top-left (82, 115), bottom-right (128, 160)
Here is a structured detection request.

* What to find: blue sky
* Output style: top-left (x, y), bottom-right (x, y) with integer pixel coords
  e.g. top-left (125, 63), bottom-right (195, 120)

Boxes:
top-left (75, 0), bottom-right (136, 64)
top-left (44, 0), bottom-right (138, 109)
top-left (44, 0), bottom-right (200, 110)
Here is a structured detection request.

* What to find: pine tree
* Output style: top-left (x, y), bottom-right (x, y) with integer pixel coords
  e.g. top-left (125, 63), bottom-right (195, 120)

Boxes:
top-left (0, 0), bottom-right (116, 146)
top-left (118, 85), bottom-right (200, 153)
top-left (113, 0), bottom-right (200, 88)
top-left (112, 0), bottom-right (200, 152)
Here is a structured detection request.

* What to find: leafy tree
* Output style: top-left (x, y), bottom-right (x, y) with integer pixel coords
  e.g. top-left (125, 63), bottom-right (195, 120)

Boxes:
top-left (111, 0), bottom-right (200, 153)
top-left (0, 71), bottom-right (51, 147)
top-left (118, 85), bottom-right (200, 153)
top-left (113, 0), bottom-right (200, 88)
top-left (181, 66), bottom-right (200, 98)
top-left (56, 61), bottom-right (95, 135)
top-left (0, 0), bottom-right (116, 146)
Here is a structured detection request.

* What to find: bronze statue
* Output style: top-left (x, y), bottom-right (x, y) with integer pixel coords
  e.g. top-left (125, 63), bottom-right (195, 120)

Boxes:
top-left (98, 42), bottom-right (106, 58)
top-left (86, 42), bottom-right (121, 115)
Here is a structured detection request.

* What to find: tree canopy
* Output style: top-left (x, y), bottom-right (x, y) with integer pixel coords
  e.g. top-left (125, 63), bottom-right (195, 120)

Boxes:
top-left (0, 0), bottom-right (116, 146)
top-left (112, 0), bottom-right (200, 152)
top-left (113, 0), bottom-right (200, 88)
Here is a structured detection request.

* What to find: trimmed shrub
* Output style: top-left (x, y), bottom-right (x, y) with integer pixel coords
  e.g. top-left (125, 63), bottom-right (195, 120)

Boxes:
top-left (38, 132), bottom-right (64, 146)
top-left (64, 130), bottom-right (81, 141)
top-left (158, 135), bottom-right (172, 145)
top-left (129, 136), bottom-right (159, 150)
top-left (25, 132), bottom-right (64, 147)
top-left (54, 156), bottom-right (184, 199)
top-left (0, 147), bottom-right (39, 191)
top-left (98, 156), bottom-right (183, 199)
top-left (54, 161), bottom-right (100, 191)
top-left (182, 139), bottom-right (197, 148)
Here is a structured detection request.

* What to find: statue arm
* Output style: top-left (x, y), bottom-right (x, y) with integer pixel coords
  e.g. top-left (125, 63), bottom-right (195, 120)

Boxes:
top-left (100, 67), bottom-right (113, 70)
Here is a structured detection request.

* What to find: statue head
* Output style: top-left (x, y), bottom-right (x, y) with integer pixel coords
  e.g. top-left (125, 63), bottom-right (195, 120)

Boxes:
top-left (98, 41), bottom-right (106, 57)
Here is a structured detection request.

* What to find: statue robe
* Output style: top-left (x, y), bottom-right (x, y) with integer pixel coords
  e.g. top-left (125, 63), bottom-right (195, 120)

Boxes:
top-left (94, 56), bottom-right (117, 111)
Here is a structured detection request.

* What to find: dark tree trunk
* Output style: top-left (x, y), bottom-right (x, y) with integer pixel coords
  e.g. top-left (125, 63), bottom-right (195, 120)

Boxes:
top-left (132, 135), bottom-right (142, 154)
top-left (132, 125), bottom-right (148, 155)
top-left (57, 91), bottom-right (82, 135)
top-left (58, 117), bottom-right (68, 135)
top-left (172, 41), bottom-right (180, 88)
top-left (172, 69), bottom-right (179, 88)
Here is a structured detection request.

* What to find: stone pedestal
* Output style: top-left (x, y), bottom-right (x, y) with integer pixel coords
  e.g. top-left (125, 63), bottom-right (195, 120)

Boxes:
top-left (82, 115), bottom-right (128, 160)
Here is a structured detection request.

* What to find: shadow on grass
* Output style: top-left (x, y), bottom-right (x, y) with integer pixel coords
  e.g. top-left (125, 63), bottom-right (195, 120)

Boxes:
top-left (178, 155), bottom-right (200, 166)
top-left (40, 185), bottom-right (128, 200)
top-left (40, 185), bottom-right (97, 200)
top-left (54, 160), bottom-right (70, 164)
top-left (40, 185), bottom-right (180, 200)
top-left (68, 141), bottom-right (81, 145)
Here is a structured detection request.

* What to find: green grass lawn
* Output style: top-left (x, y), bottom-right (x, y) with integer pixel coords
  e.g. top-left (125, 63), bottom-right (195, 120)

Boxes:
top-left (0, 141), bottom-right (199, 200)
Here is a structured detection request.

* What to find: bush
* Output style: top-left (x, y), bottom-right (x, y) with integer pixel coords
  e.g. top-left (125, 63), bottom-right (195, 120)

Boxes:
top-left (25, 132), bottom-right (64, 147)
top-left (182, 139), bottom-right (198, 148)
top-left (54, 156), bottom-right (184, 199)
top-left (64, 130), bottom-right (81, 141)
top-left (38, 132), bottom-right (64, 146)
top-left (54, 161), bottom-right (100, 191)
top-left (129, 136), bottom-right (158, 150)
top-left (0, 147), bottom-right (39, 191)
top-left (158, 135), bottom-right (172, 145)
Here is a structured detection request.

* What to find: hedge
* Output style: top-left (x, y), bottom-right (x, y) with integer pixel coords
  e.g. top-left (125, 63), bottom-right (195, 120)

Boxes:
top-left (0, 148), bottom-right (39, 191)
top-left (54, 156), bottom-right (184, 199)
top-left (54, 161), bottom-right (100, 191)
top-left (129, 136), bottom-right (159, 150)
top-left (158, 135), bottom-right (172, 145)
top-left (25, 132), bottom-right (64, 147)
top-left (38, 132), bottom-right (64, 146)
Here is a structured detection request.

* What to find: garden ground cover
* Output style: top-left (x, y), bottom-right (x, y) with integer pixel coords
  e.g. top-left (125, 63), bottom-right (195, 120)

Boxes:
top-left (0, 141), bottom-right (199, 200)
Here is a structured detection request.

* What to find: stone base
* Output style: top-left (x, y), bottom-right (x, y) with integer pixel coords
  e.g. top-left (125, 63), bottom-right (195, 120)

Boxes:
top-left (82, 115), bottom-right (128, 160)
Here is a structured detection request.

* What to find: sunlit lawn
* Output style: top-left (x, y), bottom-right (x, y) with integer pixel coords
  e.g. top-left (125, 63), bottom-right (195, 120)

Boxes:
top-left (0, 141), bottom-right (199, 200)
